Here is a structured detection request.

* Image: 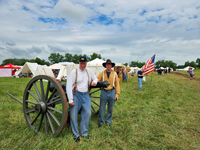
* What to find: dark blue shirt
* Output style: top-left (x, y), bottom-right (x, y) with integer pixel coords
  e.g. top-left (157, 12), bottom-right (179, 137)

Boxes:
top-left (107, 72), bottom-right (111, 78)
top-left (137, 70), bottom-right (143, 78)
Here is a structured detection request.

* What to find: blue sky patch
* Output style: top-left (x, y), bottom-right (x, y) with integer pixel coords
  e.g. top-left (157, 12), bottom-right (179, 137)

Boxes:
top-left (140, 10), bottom-right (147, 16)
top-left (38, 17), bottom-right (67, 25)
top-left (22, 6), bottom-right (30, 11)
top-left (146, 16), bottom-right (161, 23)
top-left (167, 18), bottom-right (175, 23)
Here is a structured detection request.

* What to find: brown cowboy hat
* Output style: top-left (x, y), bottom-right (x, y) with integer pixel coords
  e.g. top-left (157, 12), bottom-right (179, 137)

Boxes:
top-left (102, 59), bottom-right (115, 68)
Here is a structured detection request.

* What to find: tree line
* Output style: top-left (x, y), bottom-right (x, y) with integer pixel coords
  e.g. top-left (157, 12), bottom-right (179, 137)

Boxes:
top-left (1, 53), bottom-right (104, 66)
top-left (1, 53), bottom-right (199, 71)
top-left (127, 58), bottom-right (200, 70)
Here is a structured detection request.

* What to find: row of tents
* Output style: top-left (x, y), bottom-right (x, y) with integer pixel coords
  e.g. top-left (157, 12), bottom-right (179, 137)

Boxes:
top-left (2, 58), bottom-right (125, 81)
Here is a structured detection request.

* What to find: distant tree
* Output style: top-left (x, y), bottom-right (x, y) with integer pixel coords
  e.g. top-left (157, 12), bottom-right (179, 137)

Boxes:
top-left (130, 61), bottom-right (145, 68)
top-left (123, 63), bottom-right (128, 66)
top-left (184, 61), bottom-right (197, 68)
top-left (73, 54), bottom-right (82, 64)
top-left (90, 53), bottom-right (102, 61)
top-left (155, 60), bottom-right (177, 70)
top-left (1, 58), bottom-right (29, 66)
top-left (48, 53), bottom-right (64, 64)
top-left (196, 58), bottom-right (200, 67)
top-left (83, 54), bottom-right (90, 61)
top-left (64, 53), bottom-right (73, 62)
top-left (190, 61), bottom-right (197, 68)
top-left (34, 57), bottom-right (50, 65)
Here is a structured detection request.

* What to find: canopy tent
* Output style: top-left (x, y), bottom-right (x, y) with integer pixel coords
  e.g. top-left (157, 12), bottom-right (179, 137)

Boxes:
top-left (15, 62), bottom-right (38, 76)
top-left (0, 63), bottom-right (21, 69)
top-left (0, 69), bottom-right (12, 77)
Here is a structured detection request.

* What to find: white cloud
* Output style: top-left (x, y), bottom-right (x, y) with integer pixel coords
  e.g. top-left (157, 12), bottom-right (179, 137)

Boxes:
top-left (0, 0), bottom-right (199, 65)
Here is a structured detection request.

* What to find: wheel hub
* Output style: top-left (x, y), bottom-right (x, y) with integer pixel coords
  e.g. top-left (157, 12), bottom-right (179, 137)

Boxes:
top-left (35, 101), bottom-right (47, 114)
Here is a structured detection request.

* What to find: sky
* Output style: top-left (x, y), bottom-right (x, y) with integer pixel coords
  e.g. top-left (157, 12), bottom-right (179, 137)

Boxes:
top-left (0, 0), bottom-right (199, 65)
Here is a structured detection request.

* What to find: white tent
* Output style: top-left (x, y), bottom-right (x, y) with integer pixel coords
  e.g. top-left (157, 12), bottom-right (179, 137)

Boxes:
top-left (35, 65), bottom-right (55, 78)
top-left (176, 66), bottom-right (194, 71)
top-left (15, 62), bottom-right (38, 76)
top-left (183, 66), bottom-right (194, 71)
top-left (58, 62), bottom-right (75, 66)
top-left (129, 67), bottom-right (140, 74)
top-left (87, 58), bottom-right (106, 76)
top-left (56, 64), bottom-right (79, 81)
top-left (49, 63), bottom-right (64, 69)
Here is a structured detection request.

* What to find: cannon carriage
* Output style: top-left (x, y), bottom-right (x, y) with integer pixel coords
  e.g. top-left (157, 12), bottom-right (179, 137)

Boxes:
top-left (7, 75), bottom-right (109, 137)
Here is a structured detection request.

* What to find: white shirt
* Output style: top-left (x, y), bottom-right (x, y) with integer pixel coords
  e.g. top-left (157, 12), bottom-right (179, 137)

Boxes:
top-left (66, 67), bottom-right (98, 103)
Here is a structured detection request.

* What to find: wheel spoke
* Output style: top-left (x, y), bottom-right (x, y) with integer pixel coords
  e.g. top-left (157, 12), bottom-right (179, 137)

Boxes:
top-left (91, 99), bottom-right (100, 107)
top-left (40, 79), bottom-right (45, 100)
top-left (45, 81), bottom-right (51, 101)
top-left (91, 104), bottom-right (96, 112)
top-left (47, 88), bottom-right (57, 103)
top-left (48, 106), bottom-right (62, 114)
top-left (46, 112), bottom-right (55, 134)
top-left (89, 89), bottom-right (101, 95)
top-left (44, 114), bottom-right (48, 134)
top-left (47, 110), bottom-right (60, 126)
top-left (90, 96), bottom-right (100, 98)
top-left (25, 108), bottom-right (35, 114)
top-left (47, 98), bottom-right (61, 106)
top-left (33, 83), bottom-right (41, 101)
top-left (28, 90), bottom-right (40, 102)
top-left (31, 112), bottom-right (41, 125)
top-left (26, 100), bottom-right (38, 105)
top-left (49, 95), bottom-right (60, 102)
top-left (37, 113), bottom-right (44, 132)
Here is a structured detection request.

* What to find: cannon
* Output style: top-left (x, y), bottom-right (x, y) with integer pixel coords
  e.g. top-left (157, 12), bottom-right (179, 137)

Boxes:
top-left (7, 75), bottom-right (110, 137)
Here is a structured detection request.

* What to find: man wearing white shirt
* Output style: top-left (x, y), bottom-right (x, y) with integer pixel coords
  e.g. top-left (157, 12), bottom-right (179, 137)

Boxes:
top-left (67, 56), bottom-right (98, 142)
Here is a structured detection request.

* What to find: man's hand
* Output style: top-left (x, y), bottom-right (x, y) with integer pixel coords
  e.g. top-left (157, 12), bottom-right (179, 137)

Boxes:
top-left (115, 95), bottom-right (118, 101)
top-left (91, 82), bottom-right (97, 86)
top-left (69, 102), bottom-right (75, 106)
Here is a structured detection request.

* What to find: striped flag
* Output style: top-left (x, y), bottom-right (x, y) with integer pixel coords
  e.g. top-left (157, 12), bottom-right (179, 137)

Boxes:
top-left (142, 55), bottom-right (156, 76)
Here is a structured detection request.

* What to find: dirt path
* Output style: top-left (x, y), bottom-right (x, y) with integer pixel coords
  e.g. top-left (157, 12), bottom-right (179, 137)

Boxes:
top-left (171, 71), bottom-right (200, 82)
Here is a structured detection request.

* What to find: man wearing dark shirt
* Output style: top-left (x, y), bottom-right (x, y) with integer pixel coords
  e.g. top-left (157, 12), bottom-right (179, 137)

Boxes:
top-left (137, 69), bottom-right (144, 90)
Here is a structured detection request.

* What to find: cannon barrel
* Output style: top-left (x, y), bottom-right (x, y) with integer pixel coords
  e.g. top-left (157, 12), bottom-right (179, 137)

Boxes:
top-left (49, 81), bottom-right (110, 93)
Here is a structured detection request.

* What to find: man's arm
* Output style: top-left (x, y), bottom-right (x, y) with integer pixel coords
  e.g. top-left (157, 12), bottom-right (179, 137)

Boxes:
top-left (66, 70), bottom-right (75, 106)
top-left (114, 72), bottom-right (120, 100)
top-left (88, 68), bottom-right (98, 86)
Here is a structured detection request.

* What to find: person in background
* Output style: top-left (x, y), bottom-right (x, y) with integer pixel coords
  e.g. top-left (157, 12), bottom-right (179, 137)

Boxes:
top-left (188, 67), bottom-right (195, 80)
top-left (137, 68), bottom-right (144, 90)
top-left (97, 59), bottom-right (120, 128)
top-left (66, 56), bottom-right (98, 142)
top-left (168, 67), bottom-right (171, 73)
top-left (122, 69), bottom-right (127, 81)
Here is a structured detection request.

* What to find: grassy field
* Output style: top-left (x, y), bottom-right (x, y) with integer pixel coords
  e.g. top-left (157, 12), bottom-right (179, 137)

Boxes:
top-left (0, 72), bottom-right (200, 150)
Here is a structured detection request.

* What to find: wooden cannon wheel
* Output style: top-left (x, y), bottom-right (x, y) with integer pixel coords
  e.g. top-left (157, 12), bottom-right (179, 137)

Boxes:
top-left (23, 75), bottom-right (68, 137)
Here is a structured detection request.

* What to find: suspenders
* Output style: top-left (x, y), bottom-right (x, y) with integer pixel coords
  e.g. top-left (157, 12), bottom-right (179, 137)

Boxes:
top-left (73, 68), bottom-right (90, 95)
top-left (103, 71), bottom-right (115, 88)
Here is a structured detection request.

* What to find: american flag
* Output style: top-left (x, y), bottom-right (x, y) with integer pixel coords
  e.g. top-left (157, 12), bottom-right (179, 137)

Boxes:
top-left (142, 55), bottom-right (156, 76)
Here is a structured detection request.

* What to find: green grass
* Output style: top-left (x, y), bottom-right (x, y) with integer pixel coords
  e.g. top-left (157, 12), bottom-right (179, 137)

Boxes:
top-left (0, 73), bottom-right (200, 149)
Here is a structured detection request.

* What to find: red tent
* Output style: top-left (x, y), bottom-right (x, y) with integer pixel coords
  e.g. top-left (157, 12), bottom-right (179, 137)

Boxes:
top-left (0, 63), bottom-right (21, 69)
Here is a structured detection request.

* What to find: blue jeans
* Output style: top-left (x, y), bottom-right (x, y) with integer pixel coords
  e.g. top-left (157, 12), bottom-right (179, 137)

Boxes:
top-left (99, 89), bottom-right (116, 125)
top-left (138, 78), bottom-right (142, 90)
top-left (69, 91), bottom-right (91, 137)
